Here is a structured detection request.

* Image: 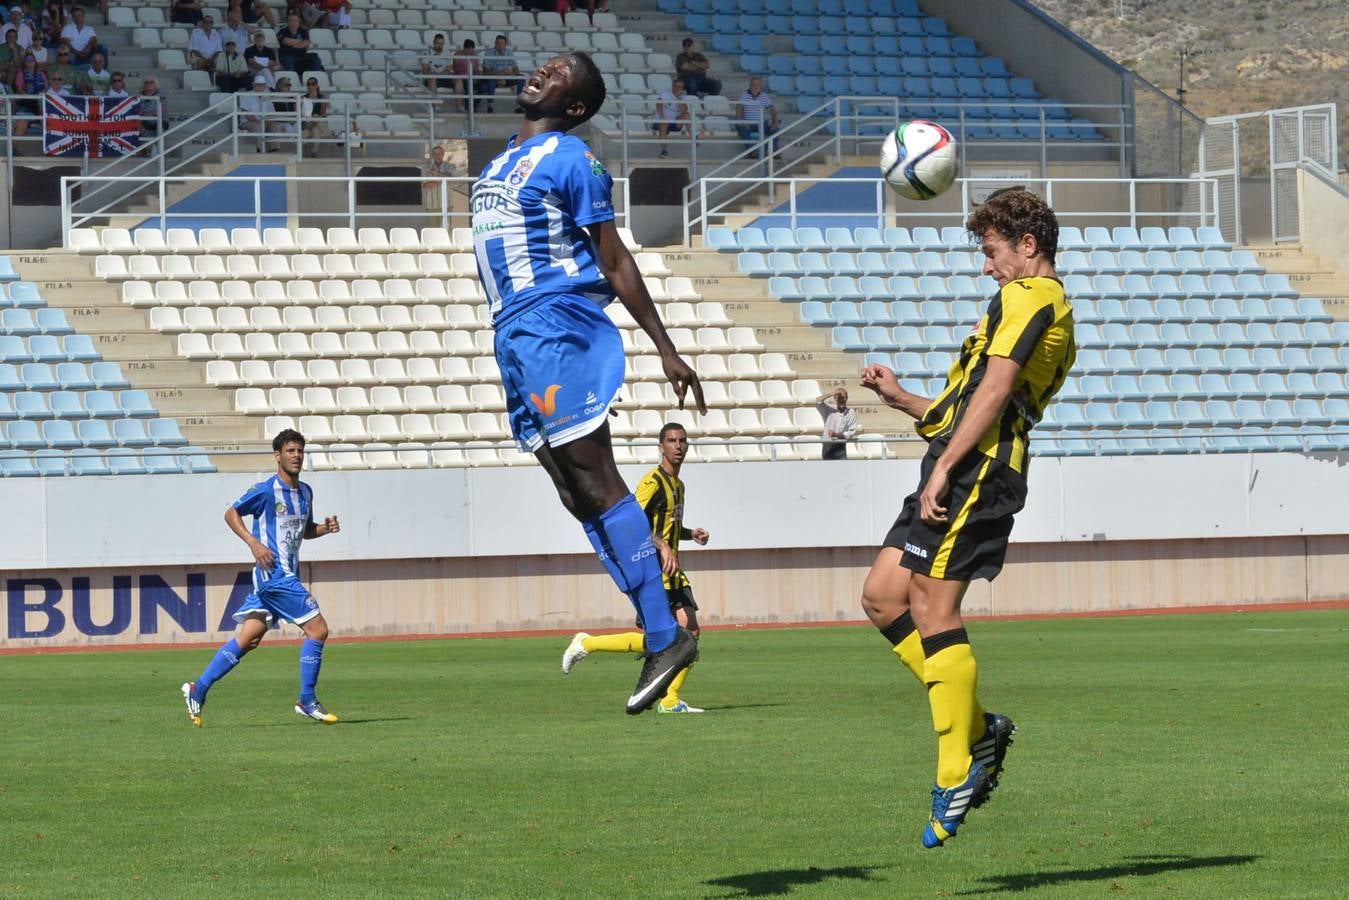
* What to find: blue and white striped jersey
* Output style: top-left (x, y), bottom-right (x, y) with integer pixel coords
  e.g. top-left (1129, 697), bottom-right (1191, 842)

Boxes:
top-left (470, 131), bottom-right (617, 325)
top-left (232, 475), bottom-right (313, 588)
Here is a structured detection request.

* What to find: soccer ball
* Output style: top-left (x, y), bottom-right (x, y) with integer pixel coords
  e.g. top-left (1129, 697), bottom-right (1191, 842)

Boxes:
top-left (878, 120), bottom-right (958, 201)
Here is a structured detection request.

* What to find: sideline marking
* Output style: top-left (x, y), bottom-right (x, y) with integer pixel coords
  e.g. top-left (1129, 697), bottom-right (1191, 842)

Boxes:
top-left (2, 599), bottom-right (1347, 656)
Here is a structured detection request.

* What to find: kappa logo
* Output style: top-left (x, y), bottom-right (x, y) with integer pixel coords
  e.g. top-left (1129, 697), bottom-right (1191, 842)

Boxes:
top-left (530, 384), bottom-right (563, 416)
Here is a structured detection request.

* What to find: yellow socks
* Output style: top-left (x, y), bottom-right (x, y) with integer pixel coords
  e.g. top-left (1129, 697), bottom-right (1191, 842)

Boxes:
top-left (879, 611), bottom-right (926, 685)
top-left (660, 667), bottom-right (691, 709)
top-left (581, 632), bottom-right (645, 654)
top-left (922, 630), bottom-right (984, 789)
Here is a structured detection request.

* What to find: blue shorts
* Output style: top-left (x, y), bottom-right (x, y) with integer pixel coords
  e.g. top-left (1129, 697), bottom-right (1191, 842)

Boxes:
top-left (232, 574), bottom-right (322, 626)
top-left (494, 294), bottom-right (626, 452)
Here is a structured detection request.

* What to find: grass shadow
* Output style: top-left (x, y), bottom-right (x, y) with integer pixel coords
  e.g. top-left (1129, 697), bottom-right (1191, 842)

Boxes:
top-left (239, 716), bottom-right (415, 728)
top-left (705, 864), bottom-right (887, 897)
top-left (958, 853), bottom-right (1259, 894)
top-left (698, 703), bottom-right (791, 711)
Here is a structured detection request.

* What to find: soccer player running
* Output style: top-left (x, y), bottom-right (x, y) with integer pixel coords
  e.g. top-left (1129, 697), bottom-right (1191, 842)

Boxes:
top-left (562, 422), bottom-right (711, 714)
top-left (470, 52), bottom-right (706, 714)
top-left (857, 188), bottom-right (1075, 847)
top-left (181, 429), bottom-right (342, 726)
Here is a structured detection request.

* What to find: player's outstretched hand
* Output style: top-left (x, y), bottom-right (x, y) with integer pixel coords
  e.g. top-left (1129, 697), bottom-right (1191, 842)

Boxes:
top-left (662, 352), bottom-right (707, 414)
top-left (860, 363), bottom-right (902, 403)
top-left (323, 515), bottom-right (340, 535)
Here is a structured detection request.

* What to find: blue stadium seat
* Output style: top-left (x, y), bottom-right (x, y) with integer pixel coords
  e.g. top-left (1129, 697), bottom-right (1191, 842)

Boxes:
top-left (112, 418), bottom-right (152, 447)
top-left (797, 276), bottom-right (829, 299)
top-left (77, 418), bottom-right (116, 448)
top-left (1168, 226), bottom-right (1202, 250)
top-left (6, 420), bottom-right (43, 448)
top-left (90, 362), bottom-right (131, 389)
top-left (105, 447), bottom-right (146, 475)
top-left (852, 227), bottom-right (885, 250)
top-left (1062, 273), bottom-right (1095, 299)
top-left (827, 252), bottom-right (862, 277)
top-left (800, 301), bottom-right (832, 325)
top-left (120, 390), bottom-right (157, 417)
top-left (33, 448), bottom-right (66, 475)
top-left (737, 252), bottom-right (769, 276)
top-left (85, 391), bottom-right (122, 418)
top-left (768, 276), bottom-right (802, 302)
top-left (55, 362), bottom-right (94, 390)
top-left (909, 227), bottom-right (942, 250)
top-left (149, 418), bottom-right (188, 446)
top-left (1178, 273), bottom-right (1212, 299)
top-left (43, 419), bottom-right (81, 449)
top-left (1088, 250), bottom-right (1122, 275)
top-left (796, 251), bottom-right (831, 276)
top-left (19, 362), bottom-right (58, 390)
top-left (36, 309), bottom-right (74, 335)
top-left (765, 227), bottom-right (800, 251)
top-left (1201, 250), bottom-right (1237, 275)
top-left (1082, 226), bottom-right (1113, 249)
top-left (831, 326), bottom-right (866, 350)
top-left (857, 276), bottom-right (889, 300)
top-left (70, 448), bottom-right (111, 476)
top-left (15, 391), bottom-right (50, 419)
top-left (1230, 249), bottom-right (1263, 275)
top-left (63, 334), bottom-right (99, 362)
top-left (49, 391), bottom-right (87, 419)
top-left (704, 227), bottom-right (738, 252)
top-left (0, 449), bottom-right (37, 476)
top-left (860, 325), bottom-right (892, 349)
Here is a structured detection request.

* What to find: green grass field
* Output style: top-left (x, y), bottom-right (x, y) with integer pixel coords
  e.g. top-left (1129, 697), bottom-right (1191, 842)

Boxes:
top-left (3, 609), bottom-right (1347, 898)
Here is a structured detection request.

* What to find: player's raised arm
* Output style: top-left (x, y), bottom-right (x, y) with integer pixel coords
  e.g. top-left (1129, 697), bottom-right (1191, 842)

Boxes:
top-left (587, 219), bottom-right (706, 413)
top-left (860, 363), bottom-right (930, 419)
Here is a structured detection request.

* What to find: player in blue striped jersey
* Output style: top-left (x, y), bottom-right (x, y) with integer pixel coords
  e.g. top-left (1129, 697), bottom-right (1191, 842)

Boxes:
top-left (181, 429), bottom-right (343, 726)
top-left (471, 52), bottom-right (706, 714)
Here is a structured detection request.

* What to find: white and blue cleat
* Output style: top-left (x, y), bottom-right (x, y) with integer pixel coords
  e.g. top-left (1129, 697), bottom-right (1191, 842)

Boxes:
top-left (294, 698), bottom-right (339, 724)
top-left (922, 761), bottom-right (989, 849)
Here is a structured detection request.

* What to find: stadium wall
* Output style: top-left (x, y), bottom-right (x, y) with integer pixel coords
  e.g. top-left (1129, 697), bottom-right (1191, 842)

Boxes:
top-left (1300, 165), bottom-right (1349, 273)
top-left (3, 453), bottom-right (1348, 649)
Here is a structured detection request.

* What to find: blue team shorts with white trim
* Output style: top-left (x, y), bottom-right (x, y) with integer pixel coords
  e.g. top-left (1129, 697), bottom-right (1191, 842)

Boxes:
top-left (232, 574), bottom-right (322, 626)
top-left (494, 293), bottom-right (626, 452)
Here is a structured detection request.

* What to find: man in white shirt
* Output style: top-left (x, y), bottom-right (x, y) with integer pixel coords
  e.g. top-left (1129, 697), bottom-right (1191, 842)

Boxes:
top-left (238, 73), bottom-right (275, 151)
top-left (217, 9), bottom-right (252, 56)
top-left (188, 15), bottom-right (224, 71)
top-left (420, 32), bottom-right (449, 95)
top-left (106, 70), bottom-right (129, 98)
top-left (816, 387), bottom-right (859, 460)
top-left (736, 76), bottom-right (779, 151)
top-left (650, 77), bottom-right (689, 160)
top-left (2, 7), bottom-right (32, 49)
top-left (59, 6), bottom-right (103, 65)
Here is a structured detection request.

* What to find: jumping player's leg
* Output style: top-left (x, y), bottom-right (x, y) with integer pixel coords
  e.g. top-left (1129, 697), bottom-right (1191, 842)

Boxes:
top-left (910, 573), bottom-right (984, 790)
top-left (861, 546), bottom-right (923, 684)
top-left (536, 427), bottom-right (679, 654)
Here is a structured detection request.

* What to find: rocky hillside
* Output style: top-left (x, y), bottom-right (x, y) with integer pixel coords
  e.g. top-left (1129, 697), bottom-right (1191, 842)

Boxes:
top-left (1027, 0), bottom-right (1348, 171)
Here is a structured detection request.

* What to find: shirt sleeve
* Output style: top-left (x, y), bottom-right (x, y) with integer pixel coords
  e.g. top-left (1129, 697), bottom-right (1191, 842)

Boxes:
top-left (985, 283), bottom-right (1056, 368)
top-left (556, 138), bottom-right (615, 228)
top-left (232, 481), bottom-right (270, 517)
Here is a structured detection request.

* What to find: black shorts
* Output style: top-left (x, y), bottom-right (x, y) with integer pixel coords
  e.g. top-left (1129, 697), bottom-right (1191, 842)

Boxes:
top-left (883, 443), bottom-right (1027, 582)
top-left (667, 584), bottom-right (698, 612)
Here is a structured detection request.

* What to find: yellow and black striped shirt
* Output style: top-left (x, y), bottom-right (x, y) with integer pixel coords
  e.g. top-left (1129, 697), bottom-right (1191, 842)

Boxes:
top-left (635, 465), bottom-right (691, 590)
top-left (917, 276), bottom-right (1075, 474)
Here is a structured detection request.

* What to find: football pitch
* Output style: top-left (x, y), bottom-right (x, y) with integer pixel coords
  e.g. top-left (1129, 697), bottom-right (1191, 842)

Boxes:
top-left (3, 609), bottom-right (1346, 898)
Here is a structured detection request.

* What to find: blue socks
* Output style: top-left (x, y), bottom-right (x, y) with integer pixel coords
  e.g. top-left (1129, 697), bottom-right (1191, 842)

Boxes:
top-left (299, 639), bottom-right (324, 703)
top-left (196, 638), bottom-right (243, 700)
top-left (583, 494), bottom-right (678, 652)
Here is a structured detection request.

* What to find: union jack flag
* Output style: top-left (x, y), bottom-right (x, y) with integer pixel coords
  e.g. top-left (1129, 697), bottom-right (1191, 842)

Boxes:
top-left (43, 94), bottom-right (142, 158)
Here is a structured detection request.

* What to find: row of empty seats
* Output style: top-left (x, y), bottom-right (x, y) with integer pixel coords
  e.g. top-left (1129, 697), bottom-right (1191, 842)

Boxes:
top-left (0, 361), bottom-right (131, 390)
top-left (708, 224), bottom-right (1229, 252)
top-left (742, 247), bottom-right (1266, 277)
top-left (0, 447), bottom-right (217, 477)
top-left (0, 389), bottom-right (161, 419)
top-left (0, 334), bottom-right (104, 363)
top-left (233, 377), bottom-right (827, 413)
top-left (866, 345), bottom-right (1349, 377)
top-left (77, 226), bottom-right (640, 256)
top-left (2, 417), bottom-right (186, 448)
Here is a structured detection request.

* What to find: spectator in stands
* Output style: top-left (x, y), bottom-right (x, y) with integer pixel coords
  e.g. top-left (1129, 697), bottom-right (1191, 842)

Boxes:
top-left (479, 33), bottom-right (522, 114)
top-left (216, 38), bottom-right (249, 91)
top-left (2, 7), bottom-right (33, 50)
top-left (244, 28), bottom-right (276, 87)
top-left (450, 37), bottom-right (479, 113)
top-left (81, 49), bottom-right (109, 93)
top-left (675, 37), bottom-right (720, 98)
top-left (300, 74), bottom-right (326, 141)
top-left (421, 141), bottom-right (452, 220)
top-left (171, 0), bottom-right (204, 26)
top-left (815, 387), bottom-right (858, 460)
top-left (59, 7), bottom-right (104, 67)
top-left (188, 15), bottom-right (223, 73)
top-left (316, 0), bottom-right (349, 29)
top-left (43, 65), bottom-right (66, 94)
top-left (0, 27), bottom-right (22, 80)
top-left (46, 41), bottom-right (74, 84)
top-left (736, 76), bottom-right (779, 149)
top-left (269, 73), bottom-right (298, 143)
top-left (138, 74), bottom-right (165, 137)
top-left (38, 0), bottom-right (64, 44)
top-left (239, 72), bottom-right (276, 150)
top-left (217, 8), bottom-right (252, 56)
top-left (650, 77), bottom-right (689, 159)
top-left (106, 68), bottom-right (127, 98)
top-left (231, 0), bottom-right (277, 30)
top-left (25, 26), bottom-right (45, 68)
top-left (275, 12), bottom-right (311, 76)
top-left (420, 32), bottom-right (449, 95)
top-left (10, 49), bottom-right (42, 107)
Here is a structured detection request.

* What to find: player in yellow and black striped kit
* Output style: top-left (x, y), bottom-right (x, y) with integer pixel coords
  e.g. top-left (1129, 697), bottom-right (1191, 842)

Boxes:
top-left (561, 422), bottom-right (710, 713)
top-left (857, 187), bottom-right (1075, 848)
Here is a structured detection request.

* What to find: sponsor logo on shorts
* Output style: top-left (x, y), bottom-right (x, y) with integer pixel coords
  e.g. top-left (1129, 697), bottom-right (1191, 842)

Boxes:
top-left (904, 542), bottom-right (929, 559)
top-left (530, 383), bottom-right (563, 417)
top-left (582, 390), bottom-right (604, 415)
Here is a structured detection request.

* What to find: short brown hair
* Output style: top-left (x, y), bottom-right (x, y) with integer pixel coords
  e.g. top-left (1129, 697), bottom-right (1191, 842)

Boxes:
top-left (965, 187), bottom-right (1059, 264)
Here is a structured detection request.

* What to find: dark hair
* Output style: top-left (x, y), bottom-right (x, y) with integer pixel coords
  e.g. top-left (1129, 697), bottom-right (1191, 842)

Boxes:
top-left (682, 38), bottom-right (693, 46)
top-left (566, 50), bottom-right (605, 125)
top-left (272, 428), bottom-right (306, 451)
top-left (495, 33), bottom-right (507, 42)
top-left (658, 422), bottom-right (687, 441)
top-left (964, 186), bottom-right (1059, 264)
top-left (463, 38), bottom-right (475, 49)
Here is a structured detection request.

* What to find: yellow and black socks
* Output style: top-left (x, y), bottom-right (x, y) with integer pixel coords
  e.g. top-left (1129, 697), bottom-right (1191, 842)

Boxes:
top-left (922, 628), bottom-right (986, 788)
top-left (581, 632), bottom-right (646, 654)
top-left (879, 610), bottom-right (926, 685)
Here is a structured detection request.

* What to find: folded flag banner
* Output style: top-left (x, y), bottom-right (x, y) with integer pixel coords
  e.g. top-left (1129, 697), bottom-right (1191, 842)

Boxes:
top-left (43, 95), bottom-right (142, 158)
